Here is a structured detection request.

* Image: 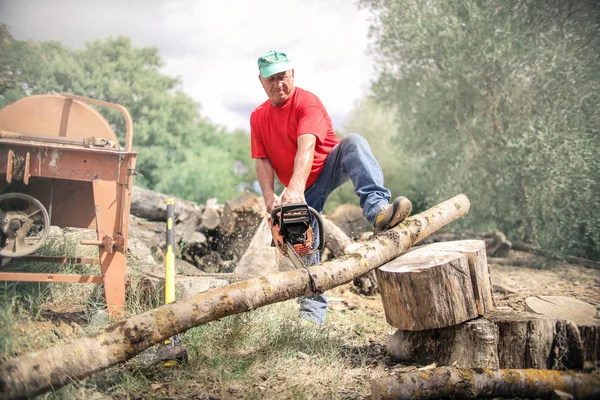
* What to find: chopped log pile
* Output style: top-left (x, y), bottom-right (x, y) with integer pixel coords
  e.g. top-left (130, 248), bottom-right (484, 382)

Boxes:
top-left (129, 187), bottom-right (265, 274)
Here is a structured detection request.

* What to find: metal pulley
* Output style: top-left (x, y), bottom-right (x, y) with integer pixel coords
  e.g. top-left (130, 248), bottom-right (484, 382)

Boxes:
top-left (0, 193), bottom-right (50, 257)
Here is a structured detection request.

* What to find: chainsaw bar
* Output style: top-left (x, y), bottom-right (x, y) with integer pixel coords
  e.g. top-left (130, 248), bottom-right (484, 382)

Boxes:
top-left (284, 240), bottom-right (320, 293)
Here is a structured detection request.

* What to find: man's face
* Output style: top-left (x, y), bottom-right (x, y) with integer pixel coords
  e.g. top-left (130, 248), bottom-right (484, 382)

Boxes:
top-left (260, 69), bottom-right (295, 106)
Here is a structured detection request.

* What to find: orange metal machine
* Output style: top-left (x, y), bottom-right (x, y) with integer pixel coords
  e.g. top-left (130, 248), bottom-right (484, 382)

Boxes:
top-left (0, 94), bottom-right (137, 316)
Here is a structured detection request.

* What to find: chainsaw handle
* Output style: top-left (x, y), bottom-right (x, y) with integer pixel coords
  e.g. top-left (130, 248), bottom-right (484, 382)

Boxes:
top-left (270, 203), bottom-right (324, 252)
top-left (310, 207), bottom-right (325, 252)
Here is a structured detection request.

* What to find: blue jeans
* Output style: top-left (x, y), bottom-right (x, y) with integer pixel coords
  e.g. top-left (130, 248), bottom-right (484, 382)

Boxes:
top-left (298, 133), bottom-right (391, 325)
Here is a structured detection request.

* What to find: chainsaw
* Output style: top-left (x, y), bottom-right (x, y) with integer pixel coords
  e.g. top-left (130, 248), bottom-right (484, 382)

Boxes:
top-left (270, 203), bottom-right (324, 292)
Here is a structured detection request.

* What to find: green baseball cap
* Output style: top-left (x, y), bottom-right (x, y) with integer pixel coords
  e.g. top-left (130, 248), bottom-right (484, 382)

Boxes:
top-left (258, 50), bottom-right (293, 78)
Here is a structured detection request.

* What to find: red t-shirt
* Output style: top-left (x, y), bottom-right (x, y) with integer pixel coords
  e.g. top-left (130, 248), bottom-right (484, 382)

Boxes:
top-left (250, 87), bottom-right (340, 188)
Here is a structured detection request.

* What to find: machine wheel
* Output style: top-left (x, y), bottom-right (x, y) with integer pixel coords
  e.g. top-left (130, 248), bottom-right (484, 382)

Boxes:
top-left (0, 193), bottom-right (50, 257)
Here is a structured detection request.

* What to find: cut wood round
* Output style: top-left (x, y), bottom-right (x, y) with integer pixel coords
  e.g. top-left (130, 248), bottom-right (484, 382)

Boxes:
top-left (387, 313), bottom-right (586, 370)
top-left (525, 295), bottom-right (599, 369)
top-left (376, 249), bottom-right (478, 330)
top-left (201, 198), bottom-right (221, 230)
top-left (423, 239), bottom-right (494, 315)
top-left (219, 191), bottom-right (264, 236)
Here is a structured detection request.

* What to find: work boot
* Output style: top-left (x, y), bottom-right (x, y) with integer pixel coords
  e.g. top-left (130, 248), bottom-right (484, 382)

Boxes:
top-left (373, 196), bottom-right (412, 233)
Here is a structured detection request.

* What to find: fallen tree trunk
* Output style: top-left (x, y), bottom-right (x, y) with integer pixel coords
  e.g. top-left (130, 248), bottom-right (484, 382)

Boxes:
top-left (370, 367), bottom-right (600, 400)
top-left (512, 241), bottom-right (600, 270)
top-left (322, 216), bottom-right (353, 258)
top-left (130, 186), bottom-right (203, 222)
top-left (0, 194), bottom-right (470, 399)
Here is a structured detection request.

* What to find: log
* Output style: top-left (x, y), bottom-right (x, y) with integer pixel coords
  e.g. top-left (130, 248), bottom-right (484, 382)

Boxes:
top-left (387, 313), bottom-right (585, 370)
top-left (376, 247), bottom-right (479, 330)
top-left (352, 270), bottom-right (379, 296)
top-left (387, 318), bottom-right (500, 368)
top-left (486, 231), bottom-right (512, 257)
top-left (130, 186), bottom-right (203, 222)
top-left (370, 367), bottom-right (600, 400)
top-left (512, 241), bottom-right (600, 270)
top-left (181, 231), bottom-right (209, 266)
top-left (424, 240), bottom-right (494, 315)
top-left (322, 216), bottom-right (353, 259)
top-left (326, 203), bottom-right (367, 239)
top-left (219, 190), bottom-right (264, 236)
top-left (0, 194), bottom-right (470, 399)
top-left (201, 198), bottom-right (221, 231)
top-left (524, 295), bottom-right (600, 369)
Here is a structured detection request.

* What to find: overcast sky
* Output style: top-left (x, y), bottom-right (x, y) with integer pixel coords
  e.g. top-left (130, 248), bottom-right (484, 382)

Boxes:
top-left (0, 0), bottom-right (376, 132)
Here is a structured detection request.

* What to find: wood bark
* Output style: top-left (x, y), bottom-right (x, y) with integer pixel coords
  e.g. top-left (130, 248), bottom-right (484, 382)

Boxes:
top-left (370, 367), bottom-right (600, 400)
top-left (386, 313), bottom-right (585, 370)
top-left (322, 216), bottom-right (353, 259)
top-left (0, 194), bottom-right (470, 400)
top-left (376, 247), bottom-right (478, 330)
top-left (424, 240), bottom-right (494, 315)
top-left (219, 190), bottom-right (264, 236)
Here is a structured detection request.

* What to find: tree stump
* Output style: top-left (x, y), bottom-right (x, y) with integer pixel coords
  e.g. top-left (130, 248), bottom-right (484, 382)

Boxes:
top-left (524, 296), bottom-right (599, 369)
top-left (387, 313), bottom-right (585, 370)
top-left (376, 246), bottom-right (479, 330)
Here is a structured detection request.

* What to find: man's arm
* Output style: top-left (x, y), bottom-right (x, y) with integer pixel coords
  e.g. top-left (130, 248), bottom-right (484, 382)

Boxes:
top-left (255, 157), bottom-right (278, 212)
top-left (281, 134), bottom-right (316, 204)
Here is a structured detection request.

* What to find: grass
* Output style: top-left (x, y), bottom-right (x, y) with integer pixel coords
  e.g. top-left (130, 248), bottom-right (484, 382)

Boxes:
top-left (1, 232), bottom-right (393, 399)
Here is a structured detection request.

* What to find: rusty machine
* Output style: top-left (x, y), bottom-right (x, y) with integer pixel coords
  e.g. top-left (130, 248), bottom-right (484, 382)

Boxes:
top-left (0, 94), bottom-right (137, 316)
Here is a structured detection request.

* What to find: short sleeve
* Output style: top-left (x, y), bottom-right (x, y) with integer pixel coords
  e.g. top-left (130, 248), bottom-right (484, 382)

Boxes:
top-left (297, 106), bottom-right (328, 144)
top-left (250, 110), bottom-right (267, 159)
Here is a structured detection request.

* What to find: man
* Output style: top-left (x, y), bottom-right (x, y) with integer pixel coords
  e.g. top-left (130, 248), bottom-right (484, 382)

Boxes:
top-left (250, 50), bottom-right (412, 326)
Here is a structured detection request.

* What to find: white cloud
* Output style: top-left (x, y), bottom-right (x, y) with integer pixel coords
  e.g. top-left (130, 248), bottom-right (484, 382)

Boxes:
top-left (0, 0), bottom-right (375, 131)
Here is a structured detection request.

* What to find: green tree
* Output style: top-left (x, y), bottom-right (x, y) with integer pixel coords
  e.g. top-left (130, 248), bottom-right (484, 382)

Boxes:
top-left (360, 0), bottom-right (600, 258)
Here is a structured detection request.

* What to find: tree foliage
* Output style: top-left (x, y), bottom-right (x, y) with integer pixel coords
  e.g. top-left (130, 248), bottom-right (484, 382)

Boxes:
top-left (360, 0), bottom-right (600, 258)
top-left (0, 25), bottom-right (255, 204)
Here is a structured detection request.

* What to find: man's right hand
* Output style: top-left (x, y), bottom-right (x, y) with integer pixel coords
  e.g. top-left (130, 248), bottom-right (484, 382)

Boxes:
top-left (265, 194), bottom-right (281, 214)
